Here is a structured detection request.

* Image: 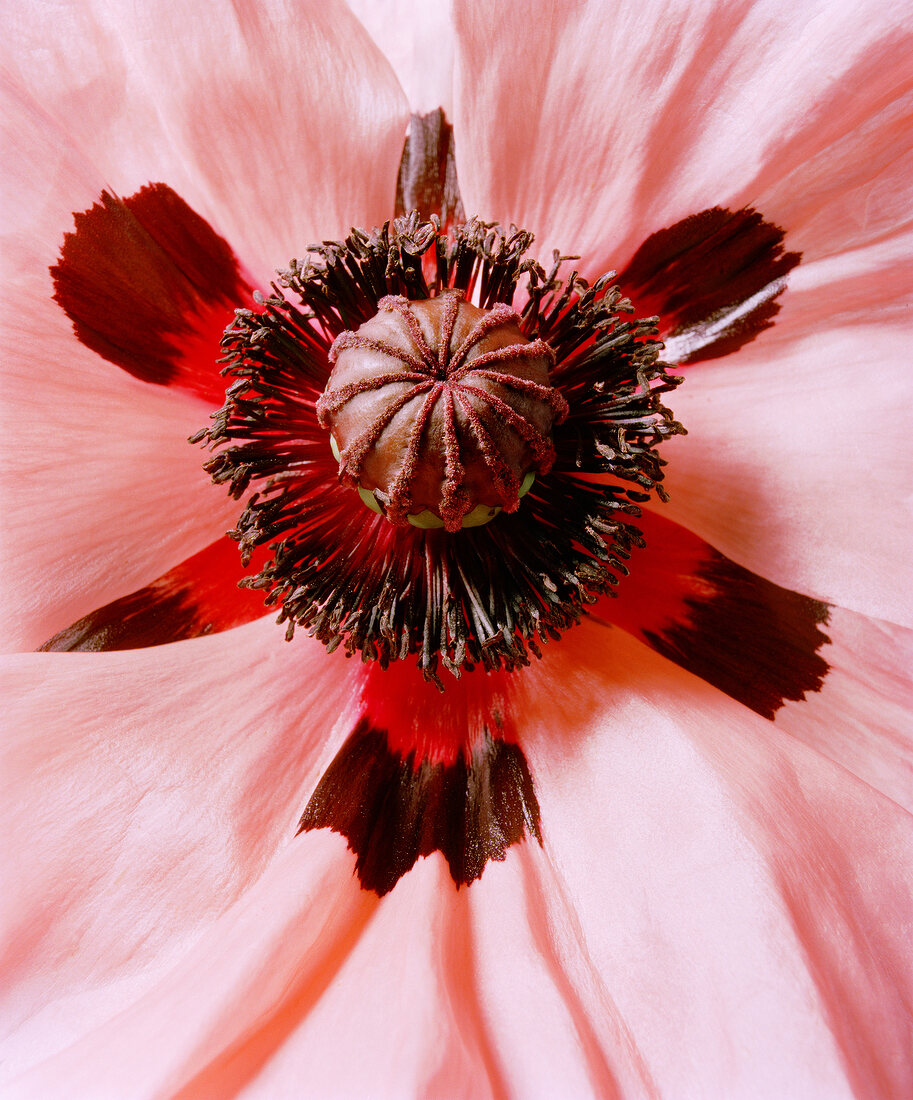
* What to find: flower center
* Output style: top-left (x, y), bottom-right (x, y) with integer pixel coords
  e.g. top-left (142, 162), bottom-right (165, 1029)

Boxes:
top-left (197, 214), bottom-right (684, 683)
top-left (316, 292), bottom-right (568, 531)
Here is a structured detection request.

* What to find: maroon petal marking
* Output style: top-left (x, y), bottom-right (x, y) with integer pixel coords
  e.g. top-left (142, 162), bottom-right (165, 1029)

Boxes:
top-left (394, 108), bottom-right (466, 230)
top-left (600, 510), bottom-right (830, 719)
top-left (620, 207), bottom-right (801, 364)
top-left (39, 536), bottom-right (267, 652)
top-left (298, 718), bottom-right (541, 896)
top-left (52, 183), bottom-right (251, 404)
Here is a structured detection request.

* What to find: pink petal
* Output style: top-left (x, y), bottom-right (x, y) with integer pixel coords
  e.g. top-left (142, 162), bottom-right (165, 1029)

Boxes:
top-left (186, 858), bottom-right (484, 1099)
top-left (452, 0), bottom-right (913, 276)
top-left (605, 537), bottom-right (912, 812)
top-left (38, 536), bottom-right (270, 653)
top-left (514, 621), bottom-right (913, 1099)
top-left (0, 100), bottom-right (243, 649)
top-left (0, 45), bottom-right (183, 279)
top-left (655, 309), bottom-right (913, 626)
top-left (753, 73), bottom-right (913, 264)
top-left (1, 833), bottom-right (368, 1095)
top-left (0, 283), bottom-right (241, 651)
top-left (780, 227), bottom-right (913, 329)
top-left (346, 0), bottom-right (455, 117)
top-left (776, 606), bottom-right (913, 815)
top-left (459, 855), bottom-right (658, 1098)
top-left (0, 0), bottom-right (410, 649)
top-left (2, 0), bottom-right (410, 285)
top-left (619, 205), bottom-right (800, 365)
top-left (0, 617), bottom-right (362, 1072)
top-left (4, 620), bottom-right (910, 1094)
top-left (2, 840), bottom-right (491, 1097)
top-left (658, 224), bottom-right (913, 363)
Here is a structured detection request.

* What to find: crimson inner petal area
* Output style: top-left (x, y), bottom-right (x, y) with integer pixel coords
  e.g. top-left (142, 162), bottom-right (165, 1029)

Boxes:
top-left (599, 510), bottom-right (830, 718)
top-left (52, 183), bottom-right (250, 405)
top-left (39, 536), bottom-right (268, 652)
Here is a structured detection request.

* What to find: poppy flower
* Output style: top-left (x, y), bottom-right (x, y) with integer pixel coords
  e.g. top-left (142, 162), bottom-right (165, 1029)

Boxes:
top-left (2, 0), bottom-right (912, 1097)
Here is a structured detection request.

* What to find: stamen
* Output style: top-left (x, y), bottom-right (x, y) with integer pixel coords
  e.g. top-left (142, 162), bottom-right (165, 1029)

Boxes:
top-left (197, 214), bottom-right (684, 682)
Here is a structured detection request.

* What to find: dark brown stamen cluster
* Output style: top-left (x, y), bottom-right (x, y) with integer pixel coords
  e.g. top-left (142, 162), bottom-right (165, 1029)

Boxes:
top-left (317, 292), bottom-right (567, 531)
top-left (196, 214), bottom-right (684, 685)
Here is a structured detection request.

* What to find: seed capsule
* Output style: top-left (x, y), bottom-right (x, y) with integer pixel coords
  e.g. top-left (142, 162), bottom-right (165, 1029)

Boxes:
top-left (316, 291), bottom-right (567, 531)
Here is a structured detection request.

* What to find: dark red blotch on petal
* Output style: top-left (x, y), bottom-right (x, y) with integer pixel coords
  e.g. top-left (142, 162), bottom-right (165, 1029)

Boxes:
top-left (299, 719), bottom-right (541, 896)
top-left (601, 510), bottom-right (830, 719)
top-left (39, 536), bottom-right (268, 652)
top-left (359, 658), bottom-right (518, 766)
top-left (395, 108), bottom-right (466, 232)
top-left (52, 183), bottom-right (250, 404)
top-left (620, 207), bottom-right (801, 363)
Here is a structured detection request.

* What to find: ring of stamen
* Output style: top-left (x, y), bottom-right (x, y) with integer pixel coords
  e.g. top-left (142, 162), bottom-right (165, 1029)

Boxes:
top-left (197, 214), bottom-right (684, 685)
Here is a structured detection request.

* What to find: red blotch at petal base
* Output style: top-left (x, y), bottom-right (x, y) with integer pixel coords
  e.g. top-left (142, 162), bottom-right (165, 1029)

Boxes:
top-left (52, 183), bottom-right (251, 405)
top-left (599, 509), bottom-right (830, 719)
top-left (40, 536), bottom-right (270, 652)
